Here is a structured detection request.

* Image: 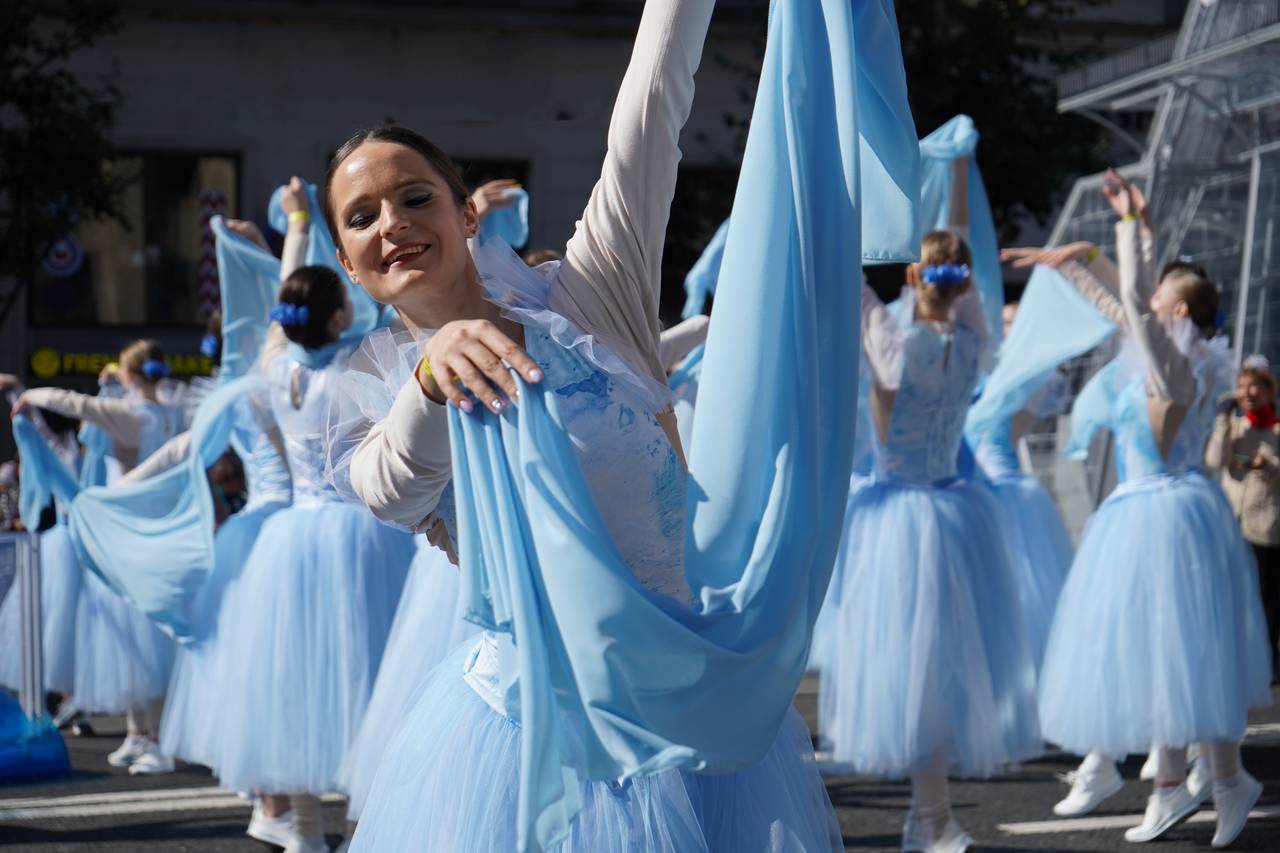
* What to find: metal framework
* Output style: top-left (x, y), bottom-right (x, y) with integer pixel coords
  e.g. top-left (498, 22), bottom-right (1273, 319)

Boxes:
top-left (1029, 1), bottom-right (1280, 530)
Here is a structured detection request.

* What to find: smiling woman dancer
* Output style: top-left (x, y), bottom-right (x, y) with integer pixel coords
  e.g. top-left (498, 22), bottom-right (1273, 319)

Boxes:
top-left (318, 0), bottom-right (900, 848)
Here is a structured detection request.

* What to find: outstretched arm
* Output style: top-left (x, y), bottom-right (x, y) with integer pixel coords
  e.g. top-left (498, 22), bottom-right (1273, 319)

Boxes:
top-left (16, 387), bottom-right (146, 448)
top-left (555, 0), bottom-right (716, 391)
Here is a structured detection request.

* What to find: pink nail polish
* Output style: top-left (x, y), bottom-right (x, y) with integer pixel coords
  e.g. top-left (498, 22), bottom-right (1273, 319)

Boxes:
top-left (491, 400), bottom-right (504, 413)
top-left (528, 368), bottom-right (543, 382)
top-left (459, 399), bottom-right (474, 414)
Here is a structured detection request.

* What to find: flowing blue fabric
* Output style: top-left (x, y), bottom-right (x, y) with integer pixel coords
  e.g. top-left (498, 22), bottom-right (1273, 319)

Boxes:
top-left (854, 0), bottom-right (919, 263)
top-left (78, 413), bottom-right (114, 490)
top-left (918, 114), bottom-right (1002, 340)
top-left (67, 376), bottom-right (263, 641)
top-left (966, 265), bottom-right (1116, 442)
top-left (680, 219), bottom-right (729, 319)
top-left (12, 418), bottom-right (80, 530)
top-left (443, 1), bottom-right (916, 849)
top-left (211, 217), bottom-right (282, 382)
top-left (478, 187), bottom-right (530, 250)
top-left (268, 180), bottom-right (395, 337)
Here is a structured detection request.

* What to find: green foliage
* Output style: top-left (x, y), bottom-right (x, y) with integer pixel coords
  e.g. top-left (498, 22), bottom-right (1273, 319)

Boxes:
top-left (699, 0), bottom-right (1108, 244)
top-left (897, 0), bottom-right (1108, 241)
top-left (0, 0), bottom-right (124, 323)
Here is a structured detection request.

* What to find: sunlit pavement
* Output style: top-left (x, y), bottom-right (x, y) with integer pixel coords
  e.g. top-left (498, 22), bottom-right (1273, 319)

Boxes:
top-left (2, 683), bottom-right (1277, 852)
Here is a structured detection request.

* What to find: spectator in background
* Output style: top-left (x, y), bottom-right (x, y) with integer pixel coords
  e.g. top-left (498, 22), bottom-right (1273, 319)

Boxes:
top-left (1206, 355), bottom-right (1280, 679)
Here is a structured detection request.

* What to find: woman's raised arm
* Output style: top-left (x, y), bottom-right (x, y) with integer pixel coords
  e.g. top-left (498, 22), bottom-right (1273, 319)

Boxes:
top-left (555, 0), bottom-right (716, 391)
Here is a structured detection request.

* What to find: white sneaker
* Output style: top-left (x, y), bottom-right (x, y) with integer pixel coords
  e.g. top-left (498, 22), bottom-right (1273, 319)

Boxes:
top-left (1210, 771), bottom-right (1263, 848)
top-left (284, 835), bottom-right (330, 853)
top-left (106, 734), bottom-right (150, 768)
top-left (1139, 750), bottom-right (1158, 781)
top-left (1124, 784), bottom-right (1202, 842)
top-left (901, 810), bottom-right (973, 853)
top-left (247, 800), bottom-right (297, 848)
top-left (1053, 761), bottom-right (1124, 817)
top-left (127, 742), bottom-right (175, 775)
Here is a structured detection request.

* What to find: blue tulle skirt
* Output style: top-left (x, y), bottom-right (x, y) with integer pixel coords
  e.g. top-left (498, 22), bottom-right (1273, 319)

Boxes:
top-left (0, 524), bottom-right (82, 693)
top-left (72, 571), bottom-right (175, 714)
top-left (339, 539), bottom-right (478, 818)
top-left (986, 474), bottom-right (1073, 670)
top-left (820, 476), bottom-right (1042, 777)
top-left (350, 643), bottom-right (841, 852)
top-left (1039, 472), bottom-right (1273, 756)
top-left (203, 500), bottom-right (415, 794)
top-left (160, 498), bottom-right (287, 767)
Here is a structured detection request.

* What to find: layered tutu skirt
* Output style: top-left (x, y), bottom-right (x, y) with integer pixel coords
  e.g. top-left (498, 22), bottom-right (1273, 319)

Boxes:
top-left (821, 476), bottom-right (1042, 777)
top-left (338, 538), bottom-right (478, 818)
top-left (0, 524), bottom-right (82, 693)
top-left (1038, 471), bottom-right (1272, 756)
top-left (160, 498), bottom-right (288, 766)
top-left (986, 474), bottom-right (1073, 670)
top-left (73, 570), bottom-right (175, 713)
top-left (203, 500), bottom-right (414, 794)
top-left (351, 643), bottom-right (841, 852)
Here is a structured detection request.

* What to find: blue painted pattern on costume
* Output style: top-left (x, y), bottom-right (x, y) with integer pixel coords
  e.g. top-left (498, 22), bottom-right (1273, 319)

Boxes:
top-left (526, 329), bottom-right (689, 603)
top-left (878, 325), bottom-right (984, 483)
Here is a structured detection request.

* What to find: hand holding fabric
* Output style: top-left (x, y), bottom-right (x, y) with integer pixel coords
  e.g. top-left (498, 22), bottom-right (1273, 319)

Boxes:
top-left (471, 179), bottom-right (521, 222)
top-left (224, 219), bottom-right (271, 253)
top-left (421, 319), bottom-right (542, 414)
top-left (280, 176), bottom-right (308, 221)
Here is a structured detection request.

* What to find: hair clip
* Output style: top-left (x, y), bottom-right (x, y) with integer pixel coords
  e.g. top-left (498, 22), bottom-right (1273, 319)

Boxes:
top-left (1214, 309), bottom-right (1228, 330)
top-left (920, 263), bottom-right (971, 287)
top-left (270, 303), bottom-right (311, 327)
top-left (141, 359), bottom-right (171, 380)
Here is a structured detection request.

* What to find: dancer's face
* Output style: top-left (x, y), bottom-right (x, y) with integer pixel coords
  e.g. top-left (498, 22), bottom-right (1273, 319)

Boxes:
top-left (1150, 277), bottom-right (1190, 323)
top-left (330, 141), bottom-right (478, 312)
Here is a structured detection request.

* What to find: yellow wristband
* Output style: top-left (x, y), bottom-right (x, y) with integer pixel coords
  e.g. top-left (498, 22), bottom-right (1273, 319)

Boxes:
top-left (288, 210), bottom-right (310, 224)
top-left (1121, 212), bottom-right (1138, 223)
top-left (1085, 247), bottom-right (1100, 264)
top-left (420, 356), bottom-right (432, 380)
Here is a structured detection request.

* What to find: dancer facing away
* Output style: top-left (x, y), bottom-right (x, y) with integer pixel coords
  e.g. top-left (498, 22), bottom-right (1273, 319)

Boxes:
top-left (12, 340), bottom-right (185, 774)
top-left (136, 193), bottom-right (309, 849)
top-left (323, 0), bottom-right (859, 848)
top-left (197, 267), bottom-right (415, 853)
top-left (1015, 170), bottom-right (1270, 847)
top-left (824, 230), bottom-right (1041, 853)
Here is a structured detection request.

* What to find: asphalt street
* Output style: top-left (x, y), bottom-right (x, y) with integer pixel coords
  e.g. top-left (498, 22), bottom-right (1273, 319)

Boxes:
top-left (2, 681), bottom-right (1277, 852)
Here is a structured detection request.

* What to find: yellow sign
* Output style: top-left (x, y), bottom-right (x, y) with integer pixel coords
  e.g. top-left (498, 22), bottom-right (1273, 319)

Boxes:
top-left (30, 348), bottom-right (61, 380)
top-left (29, 348), bottom-right (214, 380)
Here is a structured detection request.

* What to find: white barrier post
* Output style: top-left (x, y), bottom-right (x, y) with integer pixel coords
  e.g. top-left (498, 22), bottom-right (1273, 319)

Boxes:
top-left (2, 532), bottom-right (44, 721)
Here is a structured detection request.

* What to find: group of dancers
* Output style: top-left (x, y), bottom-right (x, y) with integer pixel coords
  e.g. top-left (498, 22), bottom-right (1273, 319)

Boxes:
top-left (1, 0), bottom-right (1274, 851)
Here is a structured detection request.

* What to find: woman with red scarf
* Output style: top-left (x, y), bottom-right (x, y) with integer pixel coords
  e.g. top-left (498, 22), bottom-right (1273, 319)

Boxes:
top-left (1207, 356), bottom-right (1280, 681)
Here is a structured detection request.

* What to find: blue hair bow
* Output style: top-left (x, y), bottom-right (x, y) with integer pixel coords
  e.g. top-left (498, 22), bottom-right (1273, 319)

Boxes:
top-left (200, 333), bottom-right (221, 358)
top-left (270, 303), bottom-right (310, 327)
top-left (1214, 308), bottom-right (1228, 331)
top-left (920, 263), bottom-right (970, 286)
top-left (141, 359), bottom-right (171, 380)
